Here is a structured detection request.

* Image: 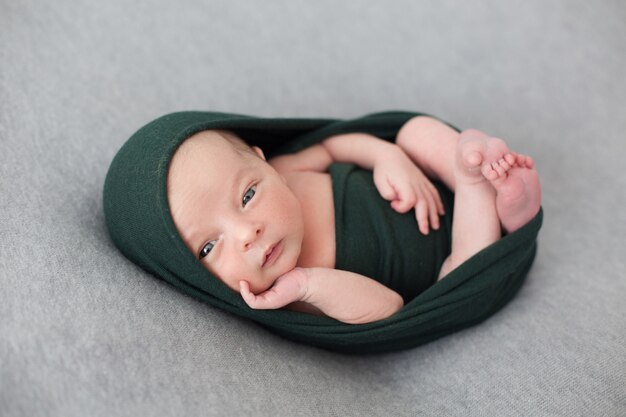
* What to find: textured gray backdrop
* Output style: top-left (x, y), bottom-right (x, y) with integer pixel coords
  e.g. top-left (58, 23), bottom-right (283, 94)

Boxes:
top-left (1, 1), bottom-right (625, 416)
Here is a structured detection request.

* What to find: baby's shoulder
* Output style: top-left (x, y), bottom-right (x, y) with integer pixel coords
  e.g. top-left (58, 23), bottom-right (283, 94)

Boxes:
top-left (283, 170), bottom-right (331, 196)
top-left (283, 171), bottom-right (333, 219)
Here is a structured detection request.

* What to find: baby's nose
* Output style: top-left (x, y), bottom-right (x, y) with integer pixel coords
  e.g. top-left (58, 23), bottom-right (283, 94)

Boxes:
top-left (240, 223), bottom-right (263, 250)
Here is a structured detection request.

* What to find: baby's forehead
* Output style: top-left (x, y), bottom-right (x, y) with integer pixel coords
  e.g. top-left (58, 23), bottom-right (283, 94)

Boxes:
top-left (176, 130), bottom-right (235, 155)
top-left (167, 131), bottom-right (244, 229)
top-left (169, 132), bottom-right (231, 183)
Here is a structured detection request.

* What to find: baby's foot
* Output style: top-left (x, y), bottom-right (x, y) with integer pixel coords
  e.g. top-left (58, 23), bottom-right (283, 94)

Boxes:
top-left (456, 129), bottom-right (514, 185)
top-left (486, 151), bottom-right (542, 233)
top-left (457, 129), bottom-right (541, 233)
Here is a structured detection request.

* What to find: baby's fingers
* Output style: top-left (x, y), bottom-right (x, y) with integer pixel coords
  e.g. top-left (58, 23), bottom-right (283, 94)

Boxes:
top-left (240, 281), bottom-right (275, 309)
top-left (423, 189), bottom-right (440, 231)
top-left (374, 173), bottom-right (398, 202)
top-left (239, 281), bottom-right (259, 308)
top-left (428, 182), bottom-right (445, 215)
top-left (415, 199), bottom-right (430, 235)
top-left (390, 185), bottom-right (416, 214)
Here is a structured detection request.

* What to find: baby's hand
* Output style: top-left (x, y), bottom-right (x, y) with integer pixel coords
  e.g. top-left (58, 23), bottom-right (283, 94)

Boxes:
top-left (373, 146), bottom-right (445, 234)
top-left (239, 268), bottom-right (309, 310)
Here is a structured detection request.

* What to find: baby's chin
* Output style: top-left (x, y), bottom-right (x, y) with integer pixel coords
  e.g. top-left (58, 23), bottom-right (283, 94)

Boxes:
top-left (223, 271), bottom-right (278, 294)
top-left (253, 265), bottom-right (295, 294)
top-left (214, 245), bottom-right (301, 294)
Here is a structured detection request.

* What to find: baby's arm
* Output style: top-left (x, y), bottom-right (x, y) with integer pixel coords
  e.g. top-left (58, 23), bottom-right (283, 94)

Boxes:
top-left (240, 267), bottom-right (404, 324)
top-left (270, 133), bottom-right (445, 234)
top-left (269, 133), bottom-right (395, 173)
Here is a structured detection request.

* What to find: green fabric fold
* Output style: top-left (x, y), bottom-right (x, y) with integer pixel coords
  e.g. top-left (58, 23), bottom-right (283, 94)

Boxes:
top-left (103, 110), bottom-right (542, 354)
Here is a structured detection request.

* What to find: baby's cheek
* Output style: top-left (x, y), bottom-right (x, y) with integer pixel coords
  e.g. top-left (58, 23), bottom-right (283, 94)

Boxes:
top-left (201, 260), bottom-right (237, 292)
top-left (224, 264), bottom-right (266, 294)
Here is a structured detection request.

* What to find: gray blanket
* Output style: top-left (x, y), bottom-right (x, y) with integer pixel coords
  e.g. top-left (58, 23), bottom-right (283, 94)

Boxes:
top-left (1, 0), bottom-right (624, 415)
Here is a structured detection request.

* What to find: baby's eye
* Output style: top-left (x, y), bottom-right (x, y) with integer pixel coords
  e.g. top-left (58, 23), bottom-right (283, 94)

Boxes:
top-left (199, 240), bottom-right (217, 259)
top-left (242, 184), bottom-right (256, 206)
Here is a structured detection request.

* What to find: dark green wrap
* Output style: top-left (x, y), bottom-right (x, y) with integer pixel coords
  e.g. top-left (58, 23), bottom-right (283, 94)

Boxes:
top-left (103, 110), bottom-right (543, 354)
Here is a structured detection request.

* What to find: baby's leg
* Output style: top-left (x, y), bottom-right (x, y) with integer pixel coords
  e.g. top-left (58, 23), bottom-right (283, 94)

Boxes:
top-left (436, 135), bottom-right (504, 279)
top-left (397, 116), bottom-right (542, 236)
top-left (395, 116), bottom-right (458, 191)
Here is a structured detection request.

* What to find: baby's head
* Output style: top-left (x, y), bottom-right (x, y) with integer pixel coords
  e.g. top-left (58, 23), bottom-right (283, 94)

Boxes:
top-left (166, 130), bottom-right (304, 294)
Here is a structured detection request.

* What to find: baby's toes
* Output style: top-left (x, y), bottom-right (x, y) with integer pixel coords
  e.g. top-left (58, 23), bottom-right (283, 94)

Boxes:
top-left (462, 149), bottom-right (483, 169)
top-left (491, 159), bottom-right (509, 177)
top-left (523, 155), bottom-right (535, 169)
top-left (481, 163), bottom-right (499, 181)
top-left (516, 154), bottom-right (535, 169)
top-left (496, 156), bottom-right (513, 172)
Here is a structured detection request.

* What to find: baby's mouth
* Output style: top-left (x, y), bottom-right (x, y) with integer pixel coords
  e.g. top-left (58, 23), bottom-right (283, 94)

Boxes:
top-left (262, 240), bottom-right (283, 267)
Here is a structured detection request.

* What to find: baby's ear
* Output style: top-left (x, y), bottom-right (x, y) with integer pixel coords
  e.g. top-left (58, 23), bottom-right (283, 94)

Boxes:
top-left (252, 146), bottom-right (266, 160)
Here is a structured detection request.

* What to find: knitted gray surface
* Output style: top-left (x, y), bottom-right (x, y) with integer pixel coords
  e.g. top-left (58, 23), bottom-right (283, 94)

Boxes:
top-left (1, 1), bottom-right (624, 416)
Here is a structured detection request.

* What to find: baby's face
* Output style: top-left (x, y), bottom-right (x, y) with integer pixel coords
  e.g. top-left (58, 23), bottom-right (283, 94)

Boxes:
top-left (167, 131), bottom-right (304, 294)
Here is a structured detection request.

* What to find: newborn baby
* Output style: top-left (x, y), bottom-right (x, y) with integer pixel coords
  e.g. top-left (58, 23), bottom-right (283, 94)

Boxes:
top-left (166, 116), bottom-right (541, 324)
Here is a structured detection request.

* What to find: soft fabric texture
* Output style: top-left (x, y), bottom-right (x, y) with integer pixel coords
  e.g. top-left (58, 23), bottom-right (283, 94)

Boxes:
top-left (330, 162), bottom-right (453, 303)
top-left (103, 110), bottom-right (543, 354)
top-left (5, 2), bottom-right (625, 414)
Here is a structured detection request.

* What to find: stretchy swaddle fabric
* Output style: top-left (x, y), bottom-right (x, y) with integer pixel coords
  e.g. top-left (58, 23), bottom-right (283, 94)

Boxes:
top-left (329, 163), bottom-right (453, 303)
top-left (103, 110), bottom-right (543, 354)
